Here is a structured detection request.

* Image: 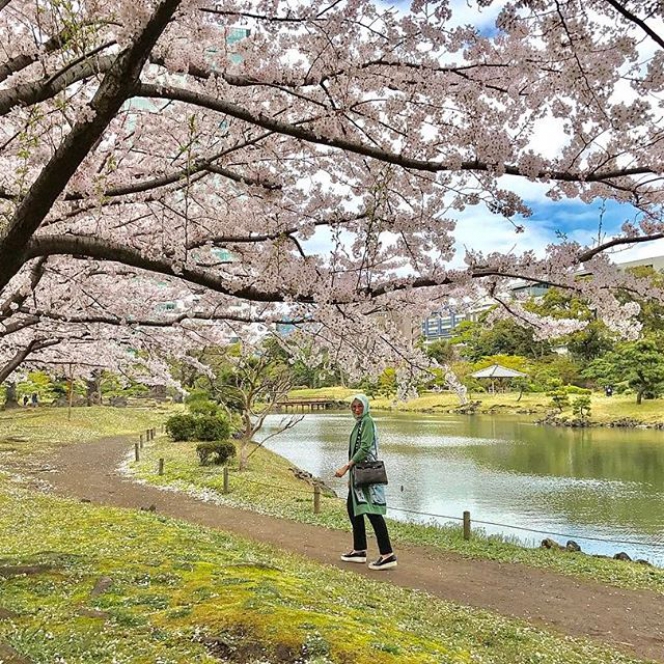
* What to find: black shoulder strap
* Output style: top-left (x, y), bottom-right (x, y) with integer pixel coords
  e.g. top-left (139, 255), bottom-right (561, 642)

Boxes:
top-left (352, 419), bottom-right (364, 456)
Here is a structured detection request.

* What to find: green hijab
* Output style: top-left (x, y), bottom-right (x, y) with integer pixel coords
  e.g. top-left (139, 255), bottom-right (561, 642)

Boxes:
top-left (351, 393), bottom-right (370, 420)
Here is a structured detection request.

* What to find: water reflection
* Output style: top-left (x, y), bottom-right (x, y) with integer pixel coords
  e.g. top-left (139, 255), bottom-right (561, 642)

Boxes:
top-left (259, 412), bottom-right (664, 565)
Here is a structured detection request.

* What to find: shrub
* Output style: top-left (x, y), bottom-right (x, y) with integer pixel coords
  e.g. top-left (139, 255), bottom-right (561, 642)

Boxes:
top-left (166, 414), bottom-right (197, 441)
top-left (195, 414), bottom-right (231, 441)
top-left (564, 385), bottom-right (592, 395)
top-left (185, 389), bottom-right (212, 404)
top-left (547, 389), bottom-right (570, 412)
top-left (572, 395), bottom-right (592, 420)
top-left (188, 399), bottom-right (218, 417)
top-left (196, 440), bottom-right (236, 466)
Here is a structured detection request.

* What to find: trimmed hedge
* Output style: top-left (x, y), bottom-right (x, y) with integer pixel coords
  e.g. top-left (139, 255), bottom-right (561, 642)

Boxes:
top-left (166, 414), bottom-right (197, 441)
top-left (196, 440), bottom-right (236, 466)
top-left (188, 400), bottom-right (219, 417)
top-left (195, 415), bottom-right (230, 441)
top-left (166, 413), bottom-right (231, 442)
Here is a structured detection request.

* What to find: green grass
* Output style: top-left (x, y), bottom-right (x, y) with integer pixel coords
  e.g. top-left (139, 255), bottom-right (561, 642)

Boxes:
top-left (0, 406), bottom-right (169, 460)
top-left (129, 437), bottom-right (664, 595)
top-left (0, 407), bottom-right (660, 663)
top-left (288, 386), bottom-right (357, 401)
top-left (0, 481), bottom-right (650, 664)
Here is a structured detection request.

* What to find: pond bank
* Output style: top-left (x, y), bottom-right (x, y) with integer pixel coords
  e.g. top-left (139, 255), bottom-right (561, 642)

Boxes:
top-left (289, 388), bottom-right (664, 428)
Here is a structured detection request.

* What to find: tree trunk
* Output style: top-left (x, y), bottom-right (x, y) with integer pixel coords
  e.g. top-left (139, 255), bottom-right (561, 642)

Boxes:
top-left (636, 388), bottom-right (644, 405)
top-left (86, 370), bottom-right (102, 406)
top-left (4, 381), bottom-right (19, 409)
top-left (239, 438), bottom-right (250, 471)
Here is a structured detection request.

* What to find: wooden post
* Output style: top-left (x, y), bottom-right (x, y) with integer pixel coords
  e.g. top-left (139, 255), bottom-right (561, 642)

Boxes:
top-left (313, 483), bottom-right (321, 514)
top-left (223, 466), bottom-right (229, 494)
top-left (158, 458), bottom-right (164, 476)
top-left (68, 363), bottom-right (74, 421)
top-left (139, 434), bottom-right (144, 449)
top-left (463, 511), bottom-right (471, 540)
top-left (134, 442), bottom-right (140, 462)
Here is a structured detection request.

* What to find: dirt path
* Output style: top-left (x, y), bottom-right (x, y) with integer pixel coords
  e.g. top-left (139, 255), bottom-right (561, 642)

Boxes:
top-left (40, 436), bottom-right (664, 663)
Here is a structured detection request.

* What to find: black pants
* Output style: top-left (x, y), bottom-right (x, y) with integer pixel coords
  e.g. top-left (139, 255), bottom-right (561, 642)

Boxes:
top-left (346, 492), bottom-right (392, 555)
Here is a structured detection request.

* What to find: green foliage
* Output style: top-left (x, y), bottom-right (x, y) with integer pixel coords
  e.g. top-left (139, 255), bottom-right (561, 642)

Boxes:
top-left (572, 395), bottom-right (592, 420)
top-left (564, 385), bottom-right (591, 395)
top-left (453, 317), bottom-right (552, 361)
top-left (583, 335), bottom-right (664, 404)
top-left (196, 440), bottom-right (236, 465)
top-left (166, 413), bottom-right (230, 442)
top-left (165, 414), bottom-right (197, 441)
top-left (194, 414), bottom-right (230, 441)
top-left (425, 339), bottom-right (456, 364)
top-left (17, 371), bottom-right (59, 404)
top-left (99, 373), bottom-right (149, 399)
top-left (565, 321), bottom-right (616, 364)
top-left (527, 356), bottom-right (583, 392)
top-left (187, 399), bottom-right (218, 417)
top-left (358, 368), bottom-right (397, 398)
top-left (547, 384), bottom-right (570, 412)
top-left (184, 389), bottom-right (211, 404)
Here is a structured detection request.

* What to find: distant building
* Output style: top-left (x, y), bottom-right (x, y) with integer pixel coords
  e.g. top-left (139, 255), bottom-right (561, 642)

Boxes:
top-left (421, 254), bottom-right (664, 342)
top-left (421, 303), bottom-right (492, 342)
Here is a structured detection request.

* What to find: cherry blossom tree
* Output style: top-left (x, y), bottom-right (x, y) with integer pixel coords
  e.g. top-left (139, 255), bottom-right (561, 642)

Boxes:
top-left (1, 0), bottom-right (664, 389)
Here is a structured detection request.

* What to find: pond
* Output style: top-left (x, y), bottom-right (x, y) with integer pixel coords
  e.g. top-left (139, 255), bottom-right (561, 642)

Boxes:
top-left (259, 412), bottom-right (664, 565)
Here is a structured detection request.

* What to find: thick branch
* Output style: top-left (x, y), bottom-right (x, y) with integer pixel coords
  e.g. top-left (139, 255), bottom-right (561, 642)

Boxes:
top-left (0, 0), bottom-right (183, 293)
top-left (21, 307), bottom-right (304, 327)
top-left (0, 338), bottom-right (60, 384)
top-left (0, 55), bottom-right (115, 117)
top-left (0, 258), bottom-right (46, 320)
top-left (603, 0), bottom-right (664, 50)
top-left (25, 234), bottom-right (299, 302)
top-left (137, 83), bottom-right (658, 185)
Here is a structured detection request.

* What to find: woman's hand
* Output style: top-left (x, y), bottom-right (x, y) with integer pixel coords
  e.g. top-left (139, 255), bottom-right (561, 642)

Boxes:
top-left (334, 463), bottom-right (350, 478)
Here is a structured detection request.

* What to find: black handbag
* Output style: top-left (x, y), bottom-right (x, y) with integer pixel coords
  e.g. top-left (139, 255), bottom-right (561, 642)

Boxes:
top-left (353, 460), bottom-right (388, 487)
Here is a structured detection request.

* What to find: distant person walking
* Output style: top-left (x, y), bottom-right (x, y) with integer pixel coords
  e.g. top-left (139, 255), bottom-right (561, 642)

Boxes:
top-left (335, 394), bottom-right (397, 570)
top-left (22, 395), bottom-right (29, 407)
top-left (30, 392), bottom-right (38, 407)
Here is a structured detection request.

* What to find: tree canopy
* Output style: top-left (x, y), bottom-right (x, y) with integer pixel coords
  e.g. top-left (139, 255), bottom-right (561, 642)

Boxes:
top-left (2, 0), bottom-right (664, 389)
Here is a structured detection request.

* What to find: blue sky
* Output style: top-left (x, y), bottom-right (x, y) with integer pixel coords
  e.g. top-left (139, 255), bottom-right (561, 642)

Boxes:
top-left (452, 193), bottom-right (663, 268)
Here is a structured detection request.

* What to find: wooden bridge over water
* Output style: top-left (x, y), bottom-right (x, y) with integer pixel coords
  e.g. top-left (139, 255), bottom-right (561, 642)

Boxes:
top-left (276, 398), bottom-right (348, 413)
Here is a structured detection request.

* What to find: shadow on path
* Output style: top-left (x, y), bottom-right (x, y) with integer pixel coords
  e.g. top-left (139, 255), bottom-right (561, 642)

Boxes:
top-left (43, 435), bottom-right (664, 663)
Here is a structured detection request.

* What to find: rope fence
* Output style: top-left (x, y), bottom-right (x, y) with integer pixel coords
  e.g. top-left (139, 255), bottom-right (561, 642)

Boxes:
top-left (134, 430), bottom-right (664, 552)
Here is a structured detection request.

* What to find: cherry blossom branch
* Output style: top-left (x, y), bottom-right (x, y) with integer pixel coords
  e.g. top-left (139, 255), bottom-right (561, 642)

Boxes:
top-left (0, 258), bottom-right (47, 319)
top-left (0, 54), bottom-right (115, 117)
top-left (0, 0), bottom-right (184, 293)
top-left (186, 212), bottom-right (367, 249)
top-left (17, 307), bottom-right (304, 327)
top-left (137, 83), bottom-right (660, 185)
top-left (0, 24), bottom-right (103, 83)
top-left (577, 232), bottom-right (664, 262)
top-left (0, 338), bottom-right (61, 384)
top-left (603, 0), bottom-right (664, 50)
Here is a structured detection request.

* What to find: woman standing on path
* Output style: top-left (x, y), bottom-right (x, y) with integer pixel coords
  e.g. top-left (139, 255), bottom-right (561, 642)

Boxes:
top-left (335, 394), bottom-right (397, 570)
